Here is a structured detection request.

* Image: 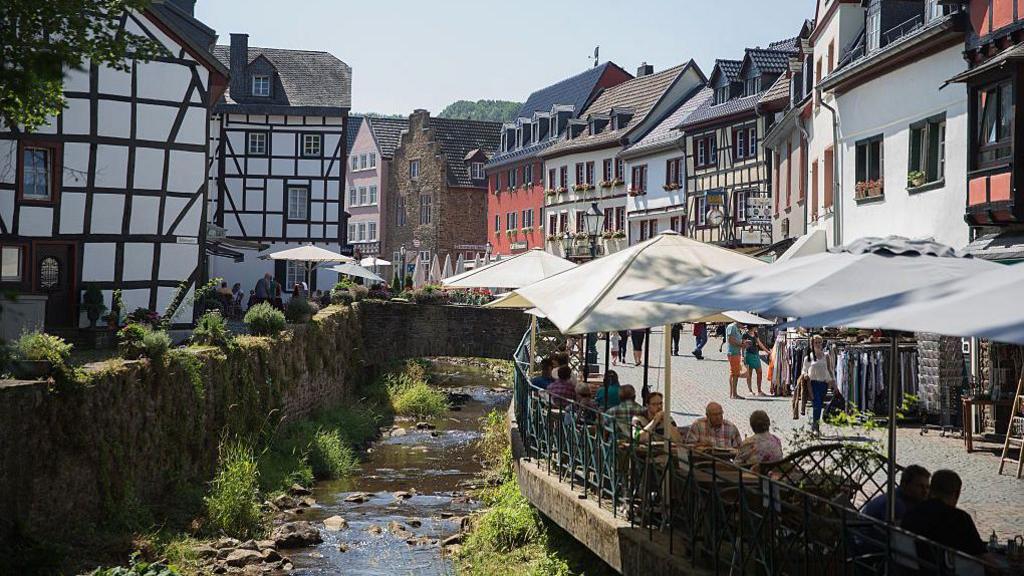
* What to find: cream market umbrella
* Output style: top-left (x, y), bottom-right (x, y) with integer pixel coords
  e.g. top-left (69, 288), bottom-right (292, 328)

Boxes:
top-left (360, 256), bottom-right (391, 267)
top-left (690, 310), bottom-right (775, 325)
top-left (330, 263), bottom-right (384, 283)
top-left (454, 254), bottom-right (466, 275)
top-left (776, 229), bottom-right (828, 263)
top-left (429, 254), bottom-right (442, 284)
top-left (623, 236), bottom-right (1001, 523)
top-left (471, 253), bottom-right (481, 270)
top-left (485, 291), bottom-right (533, 309)
top-left (262, 243), bottom-right (353, 286)
top-left (412, 258), bottom-right (425, 288)
top-left (442, 254), bottom-right (454, 280)
top-left (443, 248), bottom-right (576, 289)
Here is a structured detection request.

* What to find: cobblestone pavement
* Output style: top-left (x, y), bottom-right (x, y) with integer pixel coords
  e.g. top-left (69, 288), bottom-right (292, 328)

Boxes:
top-left (596, 328), bottom-right (1024, 538)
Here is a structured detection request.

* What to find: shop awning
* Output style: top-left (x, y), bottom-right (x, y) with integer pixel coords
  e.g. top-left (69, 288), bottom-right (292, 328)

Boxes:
top-left (945, 43), bottom-right (1024, 85)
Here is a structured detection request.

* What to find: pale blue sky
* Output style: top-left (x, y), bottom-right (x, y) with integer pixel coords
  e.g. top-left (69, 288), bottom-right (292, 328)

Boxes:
top-left (195, 0), bottom-right (812, 115)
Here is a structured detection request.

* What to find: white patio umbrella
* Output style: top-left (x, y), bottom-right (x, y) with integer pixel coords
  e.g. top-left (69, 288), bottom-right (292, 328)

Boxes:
top-left (454, 253), bottom-right (466, 275)
top-left (330, 263), bottom-right (384, 283)
top-left (360, 256), bottom-right (391, 268)
top-left (429, 254), bottom-right (442, 284)
top-left (262, 243), bottom-right (353, 287)
top-left (442, 254), bottom-right (453, 280)
top-left (443, 248), bottom-right (576, 289)
top-left (471, 253), bottom-right (481, 270)
top-left (776, 229), bottom-right (828, 263)
top-left (690, 310), bottom-right (775, 325)
top-left (412, 258), bottom-right (426, 288)
top-left (622, 236), bottom-right (1001, 522)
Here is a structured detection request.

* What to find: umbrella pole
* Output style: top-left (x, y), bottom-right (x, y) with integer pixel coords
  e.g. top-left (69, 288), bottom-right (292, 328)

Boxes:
top-left (886, 332), bottom-right (899, 524)
top-left (663, 323), bottom-right (672, 436)
top-left (530, 316), bottom-right (538, 375)
top-left (642, 328), bottom-right (651, 403)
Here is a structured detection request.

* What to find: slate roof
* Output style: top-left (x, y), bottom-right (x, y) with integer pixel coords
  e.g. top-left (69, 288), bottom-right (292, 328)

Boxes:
top-left (678, 93), bottom-right (760, 130)
top-left (211, 45), bottom-right (352, 110)
top-left (346, 115), bottom-right (363, 154)
top-left (366, 117), bottom-right (410, 159)
top-left (516, 62), bottom-right (631, 118)
top-left (542, 64), bottom-right (690, 158)
top-left (623, 86), bottom-right (713, 156)
top-left (427, 118), bottom-right (501, 188)
top-left (148, 1), bottom-right (227, 77)
top-left (715, 59), bottom-right (743, 82)
top-left (746, 48), bottom-right (792, 75)
top-left (768, 36), bottom-right (801, 53)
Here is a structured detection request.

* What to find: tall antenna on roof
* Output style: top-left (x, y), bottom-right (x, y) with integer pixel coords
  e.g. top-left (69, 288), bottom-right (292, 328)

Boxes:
top-left (593, 46), bottom-right (599, 67)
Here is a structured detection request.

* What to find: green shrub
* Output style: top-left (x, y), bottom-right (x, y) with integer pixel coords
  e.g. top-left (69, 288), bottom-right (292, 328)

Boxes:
top-left (411, 284), bottom-right (449, 305)
top-left (285, 296), bottom-right (315, 323)
top-left (350, 285), bottom-right (369, 301)
top-left (89, 553), bottom-right (181, 576)
top-left (479, 409), bottom-right (513, 483)
top-left (332, 278), bottom-right (355, 292)
top-left (117, 323), bottom-right (149, 359)
top-left (474, 481), bottom-right (544, 551)
top-left (308, 428), bottom-right (358, 479)
top-left (15, 331), bottom-right (72, 365)
top-left (388, 375), bottom-right (447, 418)
top-left (192, 310), bottom-right (230, 347)
top-left (244, 302), bottom-right (286, 336)
top-left (205, 441), bottom-right (264, 539)
top-left (330, 290), bottom-right (354, 306)
top-left (141, 329), bottom-right (172, 361)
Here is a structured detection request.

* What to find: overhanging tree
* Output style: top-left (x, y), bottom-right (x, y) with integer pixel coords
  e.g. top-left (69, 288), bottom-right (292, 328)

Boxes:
top-left (0, 0), bottom-right (164, 132)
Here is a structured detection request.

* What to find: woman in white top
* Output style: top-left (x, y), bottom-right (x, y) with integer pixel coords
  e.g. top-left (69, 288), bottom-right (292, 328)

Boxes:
top-left (802, 334), bottom-right (836, 431)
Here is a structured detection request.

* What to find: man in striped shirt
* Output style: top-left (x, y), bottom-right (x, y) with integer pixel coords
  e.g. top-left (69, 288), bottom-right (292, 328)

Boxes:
top-left (685, 401), bottom-right (741, 449)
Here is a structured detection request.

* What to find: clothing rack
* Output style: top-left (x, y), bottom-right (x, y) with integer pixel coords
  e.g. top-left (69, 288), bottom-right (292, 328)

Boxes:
top-left (833, 341), bottom-right (919, 416)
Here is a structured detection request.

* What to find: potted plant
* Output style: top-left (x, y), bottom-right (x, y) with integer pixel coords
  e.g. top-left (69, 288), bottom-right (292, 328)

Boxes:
top-left (907, 170), bottom-right (925, 188)
top-left (12, 331), bottom-right (72, 380)
top-left (82, 284), bottom-right (107, 329)
top-left (612, 230), bottom-right (626, 239)
top-left (106, 289), bottom-right (123, 329)
top-left (601, 230), bottom-right (614, 240)
top-left (557, 186), bottom-right (568, 193)
top-left (544, 189), bottom-right (556, 197)
top-left (599, 180), bottom-right (613, 189)
top-left (612, 178), bottom-right (624, 186)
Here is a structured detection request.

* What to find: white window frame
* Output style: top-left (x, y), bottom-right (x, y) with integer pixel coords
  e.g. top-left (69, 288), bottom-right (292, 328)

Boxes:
top-left (287, 186), bottom-right (309, 220)
top-left (368, 221), bottom-right (377, 241)
top-left (252, 75), bottom-right (270, 97)
top-left (357, 222), bottom-right (366, 241)
top-left (369, 185), bottom-right (378, 205)
top-left (302, 134), bottom-right (322, 157)
top-left (248, 132), bottom-right (268, 155)
top-left (471, 162), bottom-right (484, 180)
top-left (735, 189), bottom-right (747, 221)
top-left (410, 159), bottom-right (420, 179)
top-left (360, 154), bottom-right (367, 169)
top-left (419, 193), bottom-right (431, 224)
top-left (350, 156), bottom-right (358, 170)
top-left (369, 153), bottom-right (377, 168)
top-left (22, 147), bottom-right (52, 200)
top-left (748, 127), bottom-right (757, 157)
top-left (348, 223), bottom-right (356, 240)
top-left (696, 196), bottom-right (707, 226)
top-left (419, 250), bottom-right (430, 262)
top-left (1, 245), bottom-right (22, 282)
top-left (285, 260), bottom-right (304, 289)
top-left (349, 187), bottom-right (358, 207)
top-left (358, 186), bottom-right (367, 205)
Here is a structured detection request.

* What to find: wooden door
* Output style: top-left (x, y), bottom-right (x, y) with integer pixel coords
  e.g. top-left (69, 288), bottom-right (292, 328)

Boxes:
top-left (34, 243), bottom-right (75, 327)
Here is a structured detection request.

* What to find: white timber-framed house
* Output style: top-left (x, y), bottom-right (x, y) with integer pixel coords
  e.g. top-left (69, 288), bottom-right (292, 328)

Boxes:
top-left (207, 34), bottom-right (352, 294)
top-left (0, 0), bottom-right (228, 334)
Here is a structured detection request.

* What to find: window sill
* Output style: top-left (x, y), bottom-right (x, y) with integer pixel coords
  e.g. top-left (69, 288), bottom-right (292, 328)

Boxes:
top-left (854, 194), bottom-right (885, 205)
top-left (907, 179), bottom-right (944, 194)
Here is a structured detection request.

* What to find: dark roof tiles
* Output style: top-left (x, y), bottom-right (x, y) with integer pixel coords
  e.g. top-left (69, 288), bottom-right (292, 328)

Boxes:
top-left (366, 117), bottom-right (410, 159)
top-left (678, 93), bottom-right (760, 129)
top-left (625, 86), bottom-right (713, 155)
top-left (427, 117), bottom-right (501, 188)
top-left (746, 48), bottom-right (792, 75)
top-left (715, 59), bottom-right (743, 82)
top-left (212, 45), bottom-right (352, 109)
top-left (346, 115), bottom-right (363, 154)
top-left (517, 62), bottom-right (631, 118)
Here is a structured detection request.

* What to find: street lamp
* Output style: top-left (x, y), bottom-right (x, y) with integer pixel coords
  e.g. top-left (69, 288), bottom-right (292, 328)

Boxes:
top-left (399, 245), bottom-right (407, 290)
top-left (582, 201), bottom-right (605, 259)
top-left (485, 241), bottom-right (493, 259)
top-left (560, 231), bottom-right (574, 259)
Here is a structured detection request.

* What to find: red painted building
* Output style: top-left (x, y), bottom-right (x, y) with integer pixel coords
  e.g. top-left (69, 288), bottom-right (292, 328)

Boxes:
top-left (485, 63), bottom-right (632, 256)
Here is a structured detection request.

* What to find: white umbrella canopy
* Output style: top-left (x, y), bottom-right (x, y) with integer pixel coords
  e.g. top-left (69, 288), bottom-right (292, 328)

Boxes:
top-left (484, 291), bottom-right (533, 309)
top-left (443, 248), bottom-right (576, 289)
top-left (690, 310), bottom-right (775, 325)
top-left (360, 256), bottom-right (391, 267)
top-left (471, 253), bottom-right (481, 270)
top-left (504, 231), bottom-right (766, 334)
top-left (776, 229), bottom-right (828, 263)
top-left (442, 254), bottom-right (453, 280)
top-left (623, 236), bottom-right (999, 320)
top-left (783, 261), bottom-right (1024, 345)
top-left (429, 254), bottom-right (442, 284)
top-left (330, 263), bottom-right (384, 283)
top-left (412, 258), bottom-right (426, 288)
top-left (454, 253), bottom-right (466, 275)
top-left (263, 244), bottom-right (353, 263)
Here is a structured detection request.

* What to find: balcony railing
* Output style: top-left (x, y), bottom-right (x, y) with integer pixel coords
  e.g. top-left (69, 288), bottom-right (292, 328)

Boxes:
top-left (511, 330), bottom-right (992, 576)
top-left (846, 6), bottom-right (960, 64)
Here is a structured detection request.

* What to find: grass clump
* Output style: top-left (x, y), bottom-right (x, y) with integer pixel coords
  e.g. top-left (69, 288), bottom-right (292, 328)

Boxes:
top-left (117, 324), bottom-right (172, 361)
top-left (191, 311), bottom-right (230, 347)
top-left (204, 441), bottom-right (265, 539)
top-left (385, 360), bottom-right (447, 418)
top-left (243, 302), bottom-right (286, 336)
top-left (15, 331), bottom-right (72, 364)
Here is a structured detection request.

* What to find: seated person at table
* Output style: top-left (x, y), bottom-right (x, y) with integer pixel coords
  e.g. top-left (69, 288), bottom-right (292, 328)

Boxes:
top-left (900, 470), bottom-right (985, 559)
top-left (862, 464), bottom-right (930, 522)
top-left (530, 358), bottom-right (556, 390)
top-left (607, 385), bottom-right (646, 437)
top-left (573, 383), bottom-right (598, 423)
top-left (631, 392), bottom-right (678, 441)
top-left (594, 370), bottom-right (621, 409)
top-left (546, 366), bottom-right (576, 408)
top-left (734, 410), bottom-right (783, 470)
top-left (685, 402), bottom-right (741, 449)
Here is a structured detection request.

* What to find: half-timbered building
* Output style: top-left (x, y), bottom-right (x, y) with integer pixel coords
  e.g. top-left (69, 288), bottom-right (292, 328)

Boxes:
top-left (0, 0), bottom-right (227, 331)
top-left (539, 62), bottom-right (706, 260)
top-left (207, 34), bottom-right (351, 294)
top-left (679, 39), bottom-right (799, 248)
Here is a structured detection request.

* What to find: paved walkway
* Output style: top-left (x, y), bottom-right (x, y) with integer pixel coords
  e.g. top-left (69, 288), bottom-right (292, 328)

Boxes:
top-left (596, 328), bottom-right (1024, 538)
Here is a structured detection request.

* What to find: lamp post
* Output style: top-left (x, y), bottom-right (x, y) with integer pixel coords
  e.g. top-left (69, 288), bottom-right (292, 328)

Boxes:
top-left (560, 231), bottom-right (574, 260)
top-left (399, 245), bottom-right (407, 290)
top-left (485, 240), bottom-right (493, 260)
top-left (582, 201), bottom-right (605, 259)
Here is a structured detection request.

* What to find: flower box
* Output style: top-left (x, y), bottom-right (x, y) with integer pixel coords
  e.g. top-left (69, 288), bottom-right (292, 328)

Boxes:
top-left (855, 179), bottom-right (884, 200)
top-left (584, 184), bottom-right (595, 191)
top-left (663, 183), bottom-right (681, 191)
top-left (612, 230), bottom-right (626, 239)
top-left (545, 189), bottom-right (556, 197)
top-left (572, 184), bottom-right (586, 192)
top-left (557, 187), bottom-right (568, 193)
top-left (546, 234), bottom-right (558, 242)
top-left (599, 180), bottom-right (613, 188)
top-left (612, 178), bottom-right (624, 186)
top-left (628, 188), bottom-right (645, 197)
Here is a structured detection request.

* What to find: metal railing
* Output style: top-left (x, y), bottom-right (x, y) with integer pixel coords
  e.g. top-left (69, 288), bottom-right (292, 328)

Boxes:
top-left (512, 331), bottom-right (991, 575)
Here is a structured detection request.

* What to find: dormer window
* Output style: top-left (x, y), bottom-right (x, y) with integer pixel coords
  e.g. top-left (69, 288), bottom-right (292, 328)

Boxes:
top-left (745, 77), bottom-right (761, 96)
top-left (716, 86), bottom-right (730, 104)
top-left (470, 162), bottom-right (484, 180)
top-left (252, 75), bottom-right (270, 97)
top-left (866, 4), bottom-right (881, 51)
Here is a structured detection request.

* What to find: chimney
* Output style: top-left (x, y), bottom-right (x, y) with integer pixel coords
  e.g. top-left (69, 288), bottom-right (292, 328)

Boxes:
top-left (637, 62), bottom-right (654, 77)
top-left (412, 109), bottom-right (431, 131)
top-left (229, 33), bottom-right (249, 98)
top-left (167, 0), bottom-right (197, 15)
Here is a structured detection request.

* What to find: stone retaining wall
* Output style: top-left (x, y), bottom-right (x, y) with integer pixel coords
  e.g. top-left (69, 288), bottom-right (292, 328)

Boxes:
top-left (0, 302), bottom-right (526, 540)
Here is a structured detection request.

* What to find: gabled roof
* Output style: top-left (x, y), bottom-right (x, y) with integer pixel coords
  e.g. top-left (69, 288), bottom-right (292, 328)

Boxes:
top-left (542, 63), bottom-right (694, 157)
top-left (678, 93), bottom-right (760, 130)
top-left (623, 86), bottom-right (713, 157)
top-left (427, 117), bottom-right (501, 188)
top-left (712, 59), bottom-right (743, 84)
top-left (346, 116), bottom-right (363, 154)
top-left (517, 62), bottom-right (632, 118)
top-left (366, 117), bottom-right (410, 159)
top-left (744, 48), bottom-right (793, 76)
top-left (769, 36), bottom-right (801, 52)
top-left (147, 1), bottom-right (228, 79)
top-left (212, 45), bottom-right (352, 110)
top-left (757, 73), bottom-right (791, 110)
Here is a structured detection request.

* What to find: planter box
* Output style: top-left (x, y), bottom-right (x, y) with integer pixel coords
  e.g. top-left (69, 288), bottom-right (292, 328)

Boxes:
top-left (12, 360), bottom-right (52, 380)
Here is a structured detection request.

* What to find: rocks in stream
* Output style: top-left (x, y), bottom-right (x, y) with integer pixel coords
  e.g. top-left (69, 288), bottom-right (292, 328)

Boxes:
top-left (415, 421), bottom-right (436, 430)
top-left (344, 492), bottom-right (372, 503)
top-left (271, 521), bottom-right (323, 548)
top-left (367, 524), bottom-right (383, 535)
top-left (406, 518), bottom-right (422, 528)
top-left (392, 489), bottom-right (416, 501)
top-left (387, 520), bottom-right (413, 540)
top-left (195, 540), bottom-right (292, 574)
top-left (225, 549), bottom-right (263, 567)
top-left (288, 483), bottom-right (312, 496)
top-left (322, 515), bottom-right (349, 531)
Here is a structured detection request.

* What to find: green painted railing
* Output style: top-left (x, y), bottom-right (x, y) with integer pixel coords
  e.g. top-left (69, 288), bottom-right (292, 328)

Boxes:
top-left (512, 330), bottom-right (990, 576)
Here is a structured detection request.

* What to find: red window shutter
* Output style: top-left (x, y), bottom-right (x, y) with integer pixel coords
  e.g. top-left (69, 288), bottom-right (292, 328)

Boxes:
top-left (824, 147), bottom-right (834, 209)
top-left (811, 160), bottom-right (819, 221)
top-left (799, 137), bottom-right (808, 201)
top-left (774, 154), bottom-right (781, 215)
top-left (786, 142), bottom-right (792, 207)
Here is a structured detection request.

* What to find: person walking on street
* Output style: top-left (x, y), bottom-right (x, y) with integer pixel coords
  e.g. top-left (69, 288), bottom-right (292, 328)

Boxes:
top-left (743, 325), bottom-right (771, 396)
top-left (725, 322), bottom-right (745, 399)
top-left (609, 331), bottom-right (621, 365)
top-left (692, 322), bottom-right (708, 359)
top-left (254, 272), bottom-right (271, 306)
top-left (670, 323), bottom-right (682, 356)
top-left (630, 329), bottom-right (646, 366)
top-left (617, 330), bottom-right (628, 361)
top-left (803, 334), bottom-right (836, 432)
